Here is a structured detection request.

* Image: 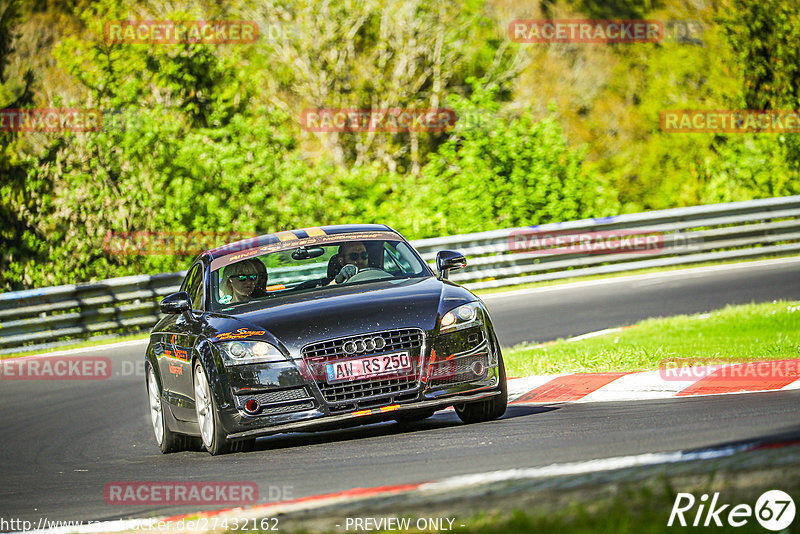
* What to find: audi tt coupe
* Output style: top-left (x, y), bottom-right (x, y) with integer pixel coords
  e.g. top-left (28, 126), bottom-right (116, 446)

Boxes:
top-left (145, 224), bottom-right (507, 454)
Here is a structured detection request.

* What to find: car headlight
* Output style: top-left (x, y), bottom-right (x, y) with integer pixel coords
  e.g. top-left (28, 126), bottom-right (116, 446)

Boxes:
top-left (217, 341), bottom-right (286, 366)
top-left (439, 302), bottom-right (482, 333)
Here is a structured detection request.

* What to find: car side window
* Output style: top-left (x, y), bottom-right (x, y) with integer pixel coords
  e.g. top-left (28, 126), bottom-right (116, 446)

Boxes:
top-left (383, 242), bottom-right (415, 274)
top-left (182, 264), bottom-right (205, 311)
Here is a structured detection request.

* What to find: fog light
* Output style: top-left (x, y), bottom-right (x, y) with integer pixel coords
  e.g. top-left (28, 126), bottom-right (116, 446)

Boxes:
top-left (244, 399), bottom-right (260, 414)
top-left (471, 361), bottom-right (484, 375)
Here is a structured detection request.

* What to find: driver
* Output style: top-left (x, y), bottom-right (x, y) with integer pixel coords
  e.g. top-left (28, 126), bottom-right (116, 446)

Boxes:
top-left (329, 241), bottom-right (369, 285)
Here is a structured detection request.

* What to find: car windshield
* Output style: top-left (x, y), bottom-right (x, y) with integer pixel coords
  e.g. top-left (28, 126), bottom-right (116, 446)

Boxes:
top-left (209, 236), bottom-right (430, 311)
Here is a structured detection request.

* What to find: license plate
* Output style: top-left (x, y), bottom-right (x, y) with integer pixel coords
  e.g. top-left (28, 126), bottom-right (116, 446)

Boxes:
top-left (326, 352), bottom-right (412, 383)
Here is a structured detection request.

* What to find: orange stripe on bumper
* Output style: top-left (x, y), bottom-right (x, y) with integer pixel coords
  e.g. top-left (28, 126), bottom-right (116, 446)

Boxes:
top-left (352, 405), bottom-right (400, 417)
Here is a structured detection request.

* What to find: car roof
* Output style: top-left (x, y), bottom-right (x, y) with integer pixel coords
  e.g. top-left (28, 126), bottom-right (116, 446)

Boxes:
top-left (201, 224), bottom-right (397, 261)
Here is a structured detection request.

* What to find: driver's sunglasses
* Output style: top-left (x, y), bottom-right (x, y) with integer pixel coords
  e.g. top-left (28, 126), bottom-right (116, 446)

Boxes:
top-left (231, 274), bottom-right (258, 281)
top-left (347, 252), bottom-right (368, 261)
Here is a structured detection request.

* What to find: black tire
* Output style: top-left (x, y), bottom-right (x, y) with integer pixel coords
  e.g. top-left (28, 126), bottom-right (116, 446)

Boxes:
top-left (185, 436), bottom-right (206, 452)
top-left (147, 365), bottom-right (193, 453)
top-left (230, 438), bottom-right (256, 453)
top-left (395, 408), bottom-right (436, 425)
top-left (455, 352), bottom-right (508, 424)
top-left (193, 360), bottom-right (234, 455)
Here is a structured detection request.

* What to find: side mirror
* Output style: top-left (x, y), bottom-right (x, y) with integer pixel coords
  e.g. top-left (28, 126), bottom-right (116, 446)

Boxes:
top-left (436, 250), bottom-right (467, 280)
top-left (160, 292), bottom-right (192, 314)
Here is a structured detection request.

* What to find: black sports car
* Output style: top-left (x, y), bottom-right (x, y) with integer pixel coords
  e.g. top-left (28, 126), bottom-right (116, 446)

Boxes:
top-left (145, 224), bottom-right (507, 454)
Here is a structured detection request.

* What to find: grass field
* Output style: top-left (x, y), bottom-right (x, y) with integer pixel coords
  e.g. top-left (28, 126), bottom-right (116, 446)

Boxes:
top-left (503, 300), bottom-right (800, 378)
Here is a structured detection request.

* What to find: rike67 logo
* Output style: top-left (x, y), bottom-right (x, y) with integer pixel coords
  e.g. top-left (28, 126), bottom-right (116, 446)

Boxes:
top-left (668, 490), bottom-right (795, 531)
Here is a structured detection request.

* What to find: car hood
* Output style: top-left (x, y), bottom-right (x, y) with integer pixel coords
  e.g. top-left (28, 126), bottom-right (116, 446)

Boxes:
top-left (206, 277), bottom-right (475, 355)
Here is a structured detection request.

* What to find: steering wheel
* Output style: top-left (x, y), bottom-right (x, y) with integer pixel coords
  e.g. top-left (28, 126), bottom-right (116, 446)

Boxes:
top-left (336, 265), bottom-right (389, 284)
top-left (346, 267), bottom-right (391, 283)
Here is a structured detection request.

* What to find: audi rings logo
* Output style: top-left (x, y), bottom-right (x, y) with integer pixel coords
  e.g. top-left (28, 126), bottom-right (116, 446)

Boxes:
top-left (343, 337), bottom-right (386, 354)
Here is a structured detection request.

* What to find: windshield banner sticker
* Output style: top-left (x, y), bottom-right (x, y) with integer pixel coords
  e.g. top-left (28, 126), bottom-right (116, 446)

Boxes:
top-left (212, 231), bottom-right (399, 271)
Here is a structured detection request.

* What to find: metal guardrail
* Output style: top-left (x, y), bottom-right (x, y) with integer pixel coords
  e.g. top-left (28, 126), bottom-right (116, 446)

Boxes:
top-left (2, 195), bottom-right (799, 353)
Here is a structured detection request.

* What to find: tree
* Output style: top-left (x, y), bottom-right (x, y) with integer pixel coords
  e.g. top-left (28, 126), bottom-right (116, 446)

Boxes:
top-left (0, 0), bottom-right (39, 290)
top-left (250, 0), bottom-right (526, 174)
top-left (405, 86), bottom-right (619, 237)
top-left (718, 0), bottom-right (800, 166)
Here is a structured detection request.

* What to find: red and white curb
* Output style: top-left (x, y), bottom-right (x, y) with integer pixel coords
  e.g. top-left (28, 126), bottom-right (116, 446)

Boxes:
top-left (507, 359), bottom-right (800, 404)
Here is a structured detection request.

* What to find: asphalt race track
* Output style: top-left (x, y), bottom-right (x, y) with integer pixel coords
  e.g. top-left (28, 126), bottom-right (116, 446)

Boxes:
top-left (1, 259), bottom-right (799, 524)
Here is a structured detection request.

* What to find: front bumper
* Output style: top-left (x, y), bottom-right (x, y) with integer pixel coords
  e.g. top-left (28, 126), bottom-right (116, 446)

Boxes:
top-left (216, 326), bottom-right (502, 440)
top-left (226, 389), bottom-right (501, 440)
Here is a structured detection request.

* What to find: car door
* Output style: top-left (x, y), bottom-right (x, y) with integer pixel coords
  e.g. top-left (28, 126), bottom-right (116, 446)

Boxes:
top-left (161, 262), bottom-right (205, 420)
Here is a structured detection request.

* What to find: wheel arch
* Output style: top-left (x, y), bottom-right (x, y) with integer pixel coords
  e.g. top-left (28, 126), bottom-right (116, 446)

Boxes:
top-left (144, 342), bottom-right (163, 394)
top-left (194, 338), bottom-right (233, 411)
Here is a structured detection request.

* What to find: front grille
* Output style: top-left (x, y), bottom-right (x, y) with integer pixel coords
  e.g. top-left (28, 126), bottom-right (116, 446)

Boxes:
top-left (320, 376), bottom-right (418, 406)
top-left (302, 328), bottom-right (424, 406)
top-left (259, 401), bottom-right (315, 415)
top-left (302, 328), bottom-right (423, 362)
top-left (428, 353), bottom-right (489, 387)
top-left (235, 387), bottom-right (311, 405)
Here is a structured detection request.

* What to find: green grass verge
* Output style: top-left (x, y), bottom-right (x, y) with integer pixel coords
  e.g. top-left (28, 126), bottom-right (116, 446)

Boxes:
top-left (472, 254), bottom-right (800, 296)
top-left (408, 488), bottom-right (764, 534)
top-left (503, 300), bottom-right (800, 378)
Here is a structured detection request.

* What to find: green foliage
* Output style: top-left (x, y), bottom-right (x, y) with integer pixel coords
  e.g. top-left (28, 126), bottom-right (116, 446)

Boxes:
top-left (717, 0), bottom-right (800, 169)
top-left (405, 86), bottom-right (619, 237)
top-left (19, 105), bottom-right (332, 286)
top-left (3, 0), bottom-right (800, 290)
top-left (0, 0), bottom-right (39, 289)
top-left (253, 0), bottom-right (523, 172)
top-left (718, 0), bottom-right (800, 111)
